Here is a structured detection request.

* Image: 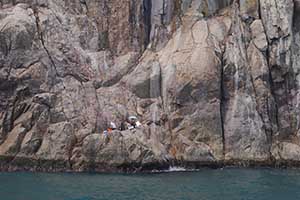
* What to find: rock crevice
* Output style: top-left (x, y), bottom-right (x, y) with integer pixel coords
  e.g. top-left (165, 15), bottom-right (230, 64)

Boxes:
top-left (1, 0), bottom-right (300, 172)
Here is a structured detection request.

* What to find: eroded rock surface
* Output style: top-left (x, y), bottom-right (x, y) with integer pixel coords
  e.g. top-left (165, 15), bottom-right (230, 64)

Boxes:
top-left (1, 0), bottom-right (300, 172)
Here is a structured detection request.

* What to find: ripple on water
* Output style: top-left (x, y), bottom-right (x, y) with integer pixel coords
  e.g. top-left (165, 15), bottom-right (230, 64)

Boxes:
top-left (1, 168), bottom-right (300, 200)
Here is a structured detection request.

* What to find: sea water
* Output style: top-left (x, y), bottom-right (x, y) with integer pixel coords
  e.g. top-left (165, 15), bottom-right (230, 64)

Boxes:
top-left (1, 168), bottom-right (300, 200)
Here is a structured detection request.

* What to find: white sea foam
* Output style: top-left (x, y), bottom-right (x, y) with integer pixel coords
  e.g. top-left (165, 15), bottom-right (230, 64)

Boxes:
top-left (151, 166), bottom-right (200, 173)
top-left (168, 166), bottom-right (187, 172)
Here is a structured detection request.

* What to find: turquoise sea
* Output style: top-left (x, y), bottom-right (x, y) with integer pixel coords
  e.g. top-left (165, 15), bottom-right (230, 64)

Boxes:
top-left (1, 168), bottom-right (300, 200)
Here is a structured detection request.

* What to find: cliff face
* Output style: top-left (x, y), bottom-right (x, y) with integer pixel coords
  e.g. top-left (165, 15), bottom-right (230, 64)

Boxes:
top-left (0, 0), bottom-right (300, 172)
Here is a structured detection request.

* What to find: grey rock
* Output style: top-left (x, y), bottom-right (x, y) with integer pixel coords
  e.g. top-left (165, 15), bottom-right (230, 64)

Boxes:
top-left (250, 20), bottom-right (268, 51)
top-left (2, 0), bottom-right (300, 172)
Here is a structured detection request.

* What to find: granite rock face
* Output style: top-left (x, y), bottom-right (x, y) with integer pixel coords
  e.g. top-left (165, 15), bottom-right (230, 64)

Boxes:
top-left (1, 0), bottom-right (300, 172)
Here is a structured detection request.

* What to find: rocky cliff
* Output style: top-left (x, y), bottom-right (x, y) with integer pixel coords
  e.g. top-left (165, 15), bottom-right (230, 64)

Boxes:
top-left (1, 0), bottom-right (300, 172)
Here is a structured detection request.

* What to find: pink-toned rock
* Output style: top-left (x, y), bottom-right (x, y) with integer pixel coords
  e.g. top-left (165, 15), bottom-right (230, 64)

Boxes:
top-left (2, 0), bottom-right (300, 172)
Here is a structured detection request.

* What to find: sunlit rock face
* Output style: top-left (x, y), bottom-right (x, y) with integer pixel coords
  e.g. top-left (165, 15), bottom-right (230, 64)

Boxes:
top-left (1, 0), bottom-right (300, 172)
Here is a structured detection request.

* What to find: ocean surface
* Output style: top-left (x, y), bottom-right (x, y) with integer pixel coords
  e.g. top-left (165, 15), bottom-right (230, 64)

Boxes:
top-left (1, 168), bottom-right (300, 200)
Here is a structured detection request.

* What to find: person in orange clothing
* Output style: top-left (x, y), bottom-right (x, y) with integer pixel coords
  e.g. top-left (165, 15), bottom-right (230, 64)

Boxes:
top-left (107, 122), bottom-right (116, 133)
top-left (103, 122), bottom-right (116, 136)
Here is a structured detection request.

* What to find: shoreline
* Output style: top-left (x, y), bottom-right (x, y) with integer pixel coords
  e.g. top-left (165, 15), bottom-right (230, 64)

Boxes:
top-left (2, 156), bottom-right (300, 173)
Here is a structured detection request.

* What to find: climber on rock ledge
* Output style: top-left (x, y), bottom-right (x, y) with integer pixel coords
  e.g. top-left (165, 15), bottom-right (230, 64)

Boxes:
top-left (102, 116), bottom-right (142, 136)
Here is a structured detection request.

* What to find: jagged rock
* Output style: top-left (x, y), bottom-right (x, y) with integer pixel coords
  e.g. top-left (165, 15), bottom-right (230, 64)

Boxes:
top-left (36, 122), bottom-right (75, 161)
top-left (260, 0), bottom-right (293, 41)
top-left (239, 0), bottom-right (258, 17)
top-left (79, 129), bottom-right (167, 170)
top-left (33, 93), bottom-right (55, 108)
top-left (2, 0), bottom-right (300, 172)
top-left (128, 58), bottom-right (161, 99)
top-left (250, 20), bottom-right (268, 51)
top-left (272, 142), bottom-right (300, 161)
top-left (0, 123), bottom-right (27, 156)
top-left (222, 5), bottom-right (270, 161)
